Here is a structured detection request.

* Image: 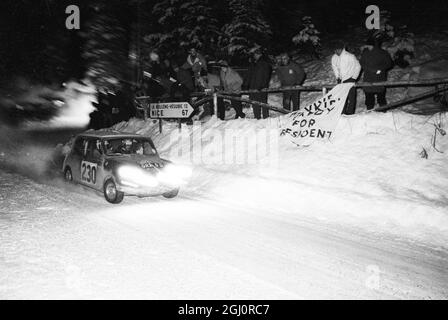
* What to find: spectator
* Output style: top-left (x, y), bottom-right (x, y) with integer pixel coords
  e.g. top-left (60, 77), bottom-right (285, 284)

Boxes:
top-left (184, 48), bottom-right (208, 90)
top-left (331, 42), bottom-right (361, 115)
top-left (243, 48), bottom-right (272, 119)
top-left (144, 51), bottom-right (166, 99)
top-left (217, 60), bottom-right (245, 120)
top-left (146, 51), bottom-right (163, 79)
top-left (170, 62), bottom-right (195, 101)
top-left (360, 38), bottom-right (394, 110)
top-left (276, 53), bottom-right (306, 111)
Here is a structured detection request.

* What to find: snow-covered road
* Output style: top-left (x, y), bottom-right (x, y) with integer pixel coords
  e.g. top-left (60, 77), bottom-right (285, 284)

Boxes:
top-left (1, 168), bottom-right (447, 299)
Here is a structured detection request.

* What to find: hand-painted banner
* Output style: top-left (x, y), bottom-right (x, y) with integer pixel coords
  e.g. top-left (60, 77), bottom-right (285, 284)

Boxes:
top-left (280, 83), bottom-right (354, 146)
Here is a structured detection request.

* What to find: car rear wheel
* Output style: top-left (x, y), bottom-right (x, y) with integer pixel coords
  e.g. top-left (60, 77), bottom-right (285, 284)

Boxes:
top-left (163, 188), bottom-right (179, 199)
top-left (104, 179), bottom-right (124, 204)
top-left (64, 167), bottom-right (73, 182)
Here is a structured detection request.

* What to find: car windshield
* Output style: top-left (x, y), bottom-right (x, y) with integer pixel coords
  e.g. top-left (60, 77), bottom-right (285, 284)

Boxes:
top-left (103, 137), bottom-right (157, 156)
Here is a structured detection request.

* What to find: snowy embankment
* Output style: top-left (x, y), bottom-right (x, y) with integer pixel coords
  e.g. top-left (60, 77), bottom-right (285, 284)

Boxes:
top-left (111, 111), bottom-right (448, 245)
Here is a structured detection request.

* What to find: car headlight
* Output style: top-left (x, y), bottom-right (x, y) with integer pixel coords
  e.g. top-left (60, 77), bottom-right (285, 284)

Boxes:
top-left (117, 165), bottom-right (158, 187)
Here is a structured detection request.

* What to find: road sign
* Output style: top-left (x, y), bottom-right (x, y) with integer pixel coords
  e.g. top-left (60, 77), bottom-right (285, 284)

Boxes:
top-left (149, 102), bottom-right (194, 119)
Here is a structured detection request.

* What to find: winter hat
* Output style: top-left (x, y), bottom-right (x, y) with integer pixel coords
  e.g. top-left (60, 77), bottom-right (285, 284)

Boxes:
top-left (372, 29), bottom-right (382, 40)
top-left (366, 30), bottom-right (383, 46)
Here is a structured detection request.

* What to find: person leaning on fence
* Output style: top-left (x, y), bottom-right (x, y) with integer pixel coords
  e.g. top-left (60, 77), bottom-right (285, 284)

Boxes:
top-left (183, 47), bottom-right (208, 91)
top-left (147, 51), bottom-right (163, 78)
top-left (360, 36), bottom-right (394, 111)
top-left (217, 60), bottom-right (245, 120)
top-left (144, 51), bottom-right (167, 99)
top-left (331, 42), bottom-right (361, 115)
top-left (243, 48), bottom-right (272, 119)
top-left (276, 53), bottom-right (306, 111)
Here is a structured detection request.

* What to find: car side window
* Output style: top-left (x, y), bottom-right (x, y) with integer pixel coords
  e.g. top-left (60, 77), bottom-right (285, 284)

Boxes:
top-left (86, 139), bottom-right (102, 161)
top-left (143, 142), bottom-right (157, 155)
top-left (72, 138), bottom-right (85, 156)
top-left (82, 139), bottom-right (89, 158)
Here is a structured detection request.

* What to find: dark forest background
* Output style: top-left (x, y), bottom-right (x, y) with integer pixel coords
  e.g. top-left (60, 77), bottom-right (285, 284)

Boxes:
top-left (1, 0), bottom-right (447, 89)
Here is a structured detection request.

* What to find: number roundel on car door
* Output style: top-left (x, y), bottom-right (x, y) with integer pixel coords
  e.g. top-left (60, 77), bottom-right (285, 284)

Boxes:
top-left (81, 161), bottom-right (97, 185)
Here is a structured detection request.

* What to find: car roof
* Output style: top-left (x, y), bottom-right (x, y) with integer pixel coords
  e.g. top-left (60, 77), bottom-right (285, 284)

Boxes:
top-left (77, 130), bottom-right (150, 140)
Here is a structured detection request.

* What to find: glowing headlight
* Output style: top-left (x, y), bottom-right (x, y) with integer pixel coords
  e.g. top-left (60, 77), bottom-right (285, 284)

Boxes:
top-left (118, 166), bottom-right (158, 187)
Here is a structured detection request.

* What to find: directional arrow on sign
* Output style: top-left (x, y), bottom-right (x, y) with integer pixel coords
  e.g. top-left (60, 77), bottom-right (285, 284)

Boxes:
top-left (149, 102), bottom-right (194, 119)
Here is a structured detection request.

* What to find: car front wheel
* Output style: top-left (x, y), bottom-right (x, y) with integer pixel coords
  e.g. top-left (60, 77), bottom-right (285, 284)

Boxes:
top-left (163, 188), bottom-right (179, 199)
top-left (104, 179), bottom-right (124, 204)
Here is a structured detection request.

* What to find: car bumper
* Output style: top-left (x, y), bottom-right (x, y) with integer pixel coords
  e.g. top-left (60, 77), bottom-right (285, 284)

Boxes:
top-left (116, 182), bottom-right (178, 197)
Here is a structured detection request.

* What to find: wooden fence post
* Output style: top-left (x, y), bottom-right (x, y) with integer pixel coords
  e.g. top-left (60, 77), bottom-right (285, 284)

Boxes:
top-left (213, 92), bottom-right (218, 118)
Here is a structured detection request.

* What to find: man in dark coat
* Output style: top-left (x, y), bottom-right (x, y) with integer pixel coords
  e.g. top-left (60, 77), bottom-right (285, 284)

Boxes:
top-left (360, 39), bottom-right (393, 110)
top-left (276, 53), bottom-right (306, 111)
top-left (243, 49), bottom-right (272, 119)
top-left (183, 48), bottom-right (208, 91)
top-left (170, 61), bottom-right (195, 101)
top-left (144, 51), bottom-right (166, 99)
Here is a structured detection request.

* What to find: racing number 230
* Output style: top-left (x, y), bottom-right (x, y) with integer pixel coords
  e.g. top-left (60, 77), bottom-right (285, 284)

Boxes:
top-left (81, 161), bottom-right (97, 185)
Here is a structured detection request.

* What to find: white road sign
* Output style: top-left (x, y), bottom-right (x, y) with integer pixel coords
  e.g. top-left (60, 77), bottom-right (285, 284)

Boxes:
top-left (149, 102), bottom-right (194, 119)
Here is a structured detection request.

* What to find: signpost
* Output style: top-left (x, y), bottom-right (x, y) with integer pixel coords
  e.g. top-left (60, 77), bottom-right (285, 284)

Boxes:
top-left (149, 102), bottom-right (194, 133)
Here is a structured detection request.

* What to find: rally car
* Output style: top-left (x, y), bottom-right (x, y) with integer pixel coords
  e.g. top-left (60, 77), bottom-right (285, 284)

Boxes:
top-left (62, 130), bottom-right (191, 204)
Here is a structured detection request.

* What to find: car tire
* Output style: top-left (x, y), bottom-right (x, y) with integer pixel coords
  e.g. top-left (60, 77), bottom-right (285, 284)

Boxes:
top-left (163, 188), bottom-right (179, 199)
top-left (103, 179), bottom-right (124, 204)
top-left (64, 167), bottom-right (73, 182)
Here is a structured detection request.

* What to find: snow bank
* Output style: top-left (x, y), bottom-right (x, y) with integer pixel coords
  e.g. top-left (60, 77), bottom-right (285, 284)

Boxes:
top-left (111, 111), bottom-right (448, 244)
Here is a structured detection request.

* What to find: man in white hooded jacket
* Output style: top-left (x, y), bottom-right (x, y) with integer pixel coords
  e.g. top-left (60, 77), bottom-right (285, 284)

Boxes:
top-left (331, 42), bottom-right (361, 115)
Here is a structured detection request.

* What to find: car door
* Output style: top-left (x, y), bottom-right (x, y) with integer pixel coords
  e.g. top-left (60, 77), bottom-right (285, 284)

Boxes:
top-left (80, 138), bottom-right (104, 190)
top-left (69, 137), bottom-right (85, 183)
